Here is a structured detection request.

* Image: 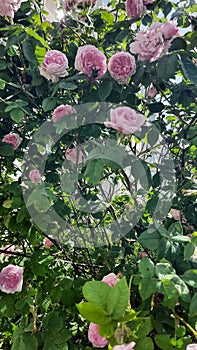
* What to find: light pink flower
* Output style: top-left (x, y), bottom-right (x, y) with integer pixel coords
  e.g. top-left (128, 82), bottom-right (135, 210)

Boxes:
top-left (147, 85), bottom-right (157, 98)
top-left (52, 104), bottom-right (74, 122)
top-left (194, 59), bottom-right (197, 66)
top-left (61, 0), bottom-right (79, 11)
top-left (130, 23), bottom-right (171, 62)
top-left (44, 237), bottom-right (53, 248)
top-left (75, 45), bottom-right (107, 79)
top-left (0, 264), bottom-right (23, 294)
top-left (0, 0), bottom-right (22, 18)
top-left (105, 107), bottom-right (145, 135)
top-left (40, 50), bottom-right (69, 82)
top-left (113, 342), bottom-right (136, 350)
top-left (108, 52), bottom-right (136, 84)
top-left (139, 251), bottom-right (148, 258)
top-left (171, 209), bottom-right (181, 221)
top-left (161, 22), bottom-right (180, 39)
top-left (29, 170), bottom-right (41, 183)
top-left (65, 148), bottom-right (83, 164)
top-left (88, 323), bottom-right (108, 348)
top-left (143, 0), bottom-right (154, 4)
top-left (126, 0), bottom-right (146, 20)
top-left (102, 273), bottom-right (119, 287)
top-left (2, 133), bottom-right (22, 150)
top-left (186, 345), bottom-right (197, 350)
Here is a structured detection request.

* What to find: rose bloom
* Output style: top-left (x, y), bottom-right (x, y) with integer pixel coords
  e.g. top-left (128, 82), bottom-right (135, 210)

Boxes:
top-left (65, 148), bottom-right (83, 164)
top-left (52, 104), bottom-right (74, 122)
top-left (75, 45), bottom-right (107, 79)
top-left (147, 85), bottom-right (157, 98)
top-left (113, 342), bottom-right (136, 350)
top-left (61, 0), bottom-right (79, 11)
top-left (161, 21), bottom-right (180, 39)
top-left (171, 209), bottom-right (181, 221)
top-left (0, 0), bottom-right (22, 18)
top-left (105, 107), bottom-right (145, 135)
top-left (130, 23), bottom-right (171, 62)
top-left (126, 0), bottom-right (146, 20)
top-left (186, 345), bottom-right (197, 350)
top-left (0, 264), bottom-right (23, 294)
top-left (40, 50), bottom-right (69, 82)
top-left (108, 52), bottom-right (136, 84)
top-left (143, 0), bottom-right (154, 4)
top-left (194, 59), bottom-right (197, 66)
top-left (2, 133), bottom-right (22, 150)
top-left (29, 170), bottom-right (41, 183)
top-left (102, 273), bottom-right (119, 287)
top-left (43, 237), bottom-right (53, 248)
top-left (88, 323), bottom-right (108, 348)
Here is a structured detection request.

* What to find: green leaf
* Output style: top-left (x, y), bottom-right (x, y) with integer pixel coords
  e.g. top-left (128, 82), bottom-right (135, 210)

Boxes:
top-left (155, 335), bottom-right (174, 350)
top-left (43, 311), bottom-right (63, 334)
top-left (82, 281), bottom-right (111, 308)
top-left (155, 263), bottom-right (175, 279)
top-left (0, 59), bottom-right (7, 70)
top-left (189, 292), bottom-right (197, 316)
top-left (138, 257), bottom-right (155, 278)
top-left (35, 45), bottom-right (46, 65)
top-left (135, 337), bottom-right (154, 350)
top-left (148, 102), bottom-right (164, 113)
top-left (84, 159), bottom-right (104, 186)
top-left (182, 269), bottom-right (197, 288)
top-left (138, 229), bottom-right (161, 250)
top-left (98, 80), bottom-right (113, 101)
top-left (76, 302), bottom-right (111, 324)
top-left (42, 97), bottom-right (57, 112)
top-left (108, 277), bottom-right (129, 319)
top-left (171, 235), bottom-right (190, 243)
top-left (0, 79), bottom-right (5, 89)
top-left (98, 322), bottom-right (117, 338)
top-left (180, 54), bottom-right (197, 86)
top-left (161, 279), bottom-right (179, 309)
top-left (10, 108), bottom-right (25, 122)
top-left (12, 334), bottom-right (38, 350)
top-left (58, 81), bottom-right (78, 90)
top-left (139, 278), bottom-right (157, 300)
top-left (158, 54), bottom-right (178, 80)
top-left (136, 317), bottom-right (153, 338)
top-left (25, 28), bottom-right (50, 48)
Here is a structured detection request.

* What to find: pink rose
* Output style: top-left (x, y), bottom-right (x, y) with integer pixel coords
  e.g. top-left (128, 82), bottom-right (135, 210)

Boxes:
top-left (88, 323), bottom-right (108, 348)
top-left (0, 264), bottom-right (23, 294)
top-left (186, 345), bottom-right (197, 350)
top-left (108, 52), bottom-right (136, 84)
top-left (171, 209), bottom-right (181, 221)
top-left (61, 0), bottom-right (79, 11)
top-left (29, 170), bottom-right (41, 183)
top-left (143, 0), bottom-right (154, 4)
top-left (139, 251), bottom-right (148, 258)
top-left (194, 59), bottom-right (197, 66)
top-left (113, 342), bottom-right (136, 350)
top-left (2, 133), bottom-right (22, 150)
top-left (105, 107), bottom-right (145, 135)
top-left (0, 0), bottom-right (22, 18)
top-left (147, 85), bottom-right (157, 98)
top-left (44, 237), bottom-right (53, 248)
top-left (130, 23), bottom-right (171, 62)
top-left (52, 104), bottom-right (75, 122)
top-left (161, 22), bottom-right (180, 39)
top-left (40, 50), bottom-right (69, 82)
top-left (65, 148), bottom-right (83, 164)
top-left (75, 45), bottom-right (107, 79)
top-left (102, 273), bottom-right (119, 287)
top-left (126, 0), bottom-right (146, 20)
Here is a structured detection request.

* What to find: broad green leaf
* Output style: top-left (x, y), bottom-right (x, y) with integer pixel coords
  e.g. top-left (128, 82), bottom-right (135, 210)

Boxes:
top-left (138, 229), bottom-right (161, 250)
top-left (84, 159), bottom-right (104, 186)
top-left (98, 80), bottom-right (113, 101)
top-left (139, 278), bottom-right (157, 300)
top-left (107, 277), bottom-right (129, 319)
top-left (138, 257), bottom-right (155, 278)
top-left (136, 317), bottom-right (153, 338)
top-left (25, 28), bottom-right (50, 48)
top-left (42, 97), bottom-right (56, 112)
top-left (161, 279), bottom-right (179, 309)
top-left (10, 108), bottom-right (25, 122)
top-left (189, 292), bottom-right (197, 316)
top-left (158, 53), bottom-right (178, 80)
top-left (181, 54), bottom-right (197, 86)
top-left (98, 322), bottom-right (117, 338)
top-left (182, 269), bottom-right (197, 288)
top-left (155, 263), bottom-right (175, 279)
top-left (184, 242), bottom-right (195, 260)
top-left (155, 335), bottom-right (174, 350)
top-left (76, 302), bottom-right (111, 325)
top-left (12, 334), bottom-right (38, 350)
top-left (135, 337), bottom-right (154, 350)
top-left (171, 275), bottom-right (190, 303)
top-left (82, 281), bottom-right (111, 308)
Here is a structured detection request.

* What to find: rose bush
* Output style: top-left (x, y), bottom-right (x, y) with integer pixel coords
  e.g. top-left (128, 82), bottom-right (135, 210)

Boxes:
top-left (0, 0), bottom-right (197, 348)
